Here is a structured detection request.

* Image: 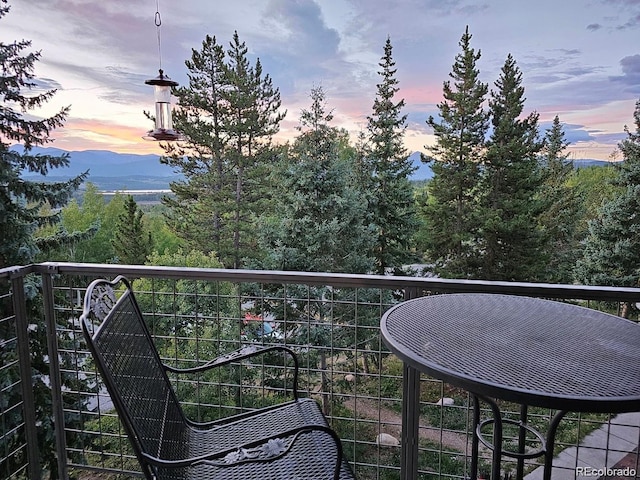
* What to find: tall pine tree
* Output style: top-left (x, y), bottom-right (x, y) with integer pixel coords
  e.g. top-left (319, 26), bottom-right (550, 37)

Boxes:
top-left (256, 87), bottom-right (374, 413)
top-left (479, 54), bottom-right (544, 281)
top-left (422, 27), bottom-right (488, 278)
top-left (224, 32), bottom-right (285, 268)
top-left (366, 37), bottom-right (417, 274)
top-left (576, 99), bottom-right (640, 313)
top-left (162, 35), bottom-right (229, 259)
top-left (161, 32), bottom-right (284, 268)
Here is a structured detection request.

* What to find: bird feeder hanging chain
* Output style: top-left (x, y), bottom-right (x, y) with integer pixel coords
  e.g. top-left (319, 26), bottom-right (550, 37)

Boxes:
top-left (155, 0), bottom-right (163, 72)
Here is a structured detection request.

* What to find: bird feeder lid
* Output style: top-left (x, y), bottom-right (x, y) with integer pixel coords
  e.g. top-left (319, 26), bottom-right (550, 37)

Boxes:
top-left (145, 69), bottom-right (178, 87)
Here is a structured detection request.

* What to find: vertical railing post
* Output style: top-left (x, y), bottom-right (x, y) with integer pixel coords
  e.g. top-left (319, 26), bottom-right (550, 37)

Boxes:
top-left (400, 286), bottom-right (421, 480)
top-left (41, 270), bottom-right (69, 480)
top-left (401, 363), bottom-right (420, 480)
top-left (404, 286), bottom-right (420, 302)
top-left (11, 270), bottom-right (42, 479)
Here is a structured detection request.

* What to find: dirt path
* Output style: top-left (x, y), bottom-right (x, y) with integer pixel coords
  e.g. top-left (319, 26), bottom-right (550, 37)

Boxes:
top-left (344, 396), bottom-right (486, 454)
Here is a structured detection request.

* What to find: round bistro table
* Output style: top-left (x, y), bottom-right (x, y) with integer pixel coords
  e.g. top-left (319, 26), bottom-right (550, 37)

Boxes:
top-left (380, 293), bottom-right (640, 480)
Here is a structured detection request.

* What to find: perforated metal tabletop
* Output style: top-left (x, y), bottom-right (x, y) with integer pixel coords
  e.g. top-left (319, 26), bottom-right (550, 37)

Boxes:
top-left (381, 293), bottom-right (640, 412)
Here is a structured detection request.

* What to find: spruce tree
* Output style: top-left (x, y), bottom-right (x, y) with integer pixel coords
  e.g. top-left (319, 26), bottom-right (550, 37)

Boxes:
top-left (366, 37), bottom-right (417, 274)
top-left (223, 32), bottom-right (285, 268)
top-left (479, 54), bottom-right (544, 281)
top-left (537, 116), bottom-right (582, 283)
top-left (542, 116), bottom-right (572, 175)
top-left (422, 27), bottom-right (488, 278)
top-left (0, 2), bottom-right (87, 476)
top-left (256, 87), bottom-right (374, 413)
top-left (0, 2), bottom-right (86, 269)
top-left (258, 86), bottom-right (374, 274)
top-left (112, 195), bottom-right (152, 264)
top-left (576, 99), bottom-right (640, 311)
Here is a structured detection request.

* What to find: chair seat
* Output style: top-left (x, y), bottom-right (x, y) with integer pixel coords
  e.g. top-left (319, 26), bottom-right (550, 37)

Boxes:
top-left (158, 399), bottom-right (354, 478)
top-left (188, 399), bottom-right (327, 455)
top-left (159, 442), bottom-right (354, 479)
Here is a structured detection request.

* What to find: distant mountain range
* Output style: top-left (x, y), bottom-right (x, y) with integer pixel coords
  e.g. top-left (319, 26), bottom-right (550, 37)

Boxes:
top-left (12, 145), bottom-right (177, 178)
top-left (12, 145), bottom-right (182, 191)
top-left (409, 152), bottom-right (613, 180)
top-left (13, 146), bottom-right (611, 190)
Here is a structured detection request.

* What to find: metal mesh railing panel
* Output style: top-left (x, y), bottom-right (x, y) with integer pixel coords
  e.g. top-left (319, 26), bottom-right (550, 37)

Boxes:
top-left (54, 273), bottom-right (640, 480)
top-left (0, 283), bottom-right (29, 479)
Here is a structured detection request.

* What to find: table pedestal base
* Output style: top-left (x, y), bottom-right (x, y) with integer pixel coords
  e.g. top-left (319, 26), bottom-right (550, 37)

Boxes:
top-left (471, 395), bottom-right (567, 480)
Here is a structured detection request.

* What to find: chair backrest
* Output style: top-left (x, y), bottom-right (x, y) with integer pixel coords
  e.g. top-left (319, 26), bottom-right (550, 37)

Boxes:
top-left (80, 276), bottom-right (189, 475)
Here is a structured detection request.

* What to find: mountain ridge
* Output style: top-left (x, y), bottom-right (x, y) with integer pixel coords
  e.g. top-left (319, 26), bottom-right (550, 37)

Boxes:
top-left (11, 145), bottom-right (177, 178)
top-left (13, 145), bottom-right (611, 190)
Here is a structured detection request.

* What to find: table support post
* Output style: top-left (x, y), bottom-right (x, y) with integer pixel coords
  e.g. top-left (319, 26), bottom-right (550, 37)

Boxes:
top-left (471, 395), bottom-right (481, 480)
top-left (516, 404), bottom-right (528, 480)
top-left (543, 410), bottom-right (567, 480)
top-left (487, 399), bottom-right (504, 480)
top-left (401, 363), bottom-right (420, 480)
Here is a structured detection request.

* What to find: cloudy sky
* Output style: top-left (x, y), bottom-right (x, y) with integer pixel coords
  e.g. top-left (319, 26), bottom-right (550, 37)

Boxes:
top-left (2, 0), bottom-right (639, 159)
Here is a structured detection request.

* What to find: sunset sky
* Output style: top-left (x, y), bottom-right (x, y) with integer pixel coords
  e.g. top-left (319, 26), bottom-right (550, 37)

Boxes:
top-left (2, 0), bottom-right (639, 159)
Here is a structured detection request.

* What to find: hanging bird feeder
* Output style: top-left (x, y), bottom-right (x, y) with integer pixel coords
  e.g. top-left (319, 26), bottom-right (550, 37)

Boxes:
top-left (143, 1), bottom-right (183, 142)
top-left (144, 69), bottom-right (181, 141)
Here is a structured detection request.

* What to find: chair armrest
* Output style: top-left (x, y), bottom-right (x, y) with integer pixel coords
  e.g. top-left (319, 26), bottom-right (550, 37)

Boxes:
top-left (163, 344), bottom-right (299, 398)
top-left (140, 424), bottom-right (344, 480)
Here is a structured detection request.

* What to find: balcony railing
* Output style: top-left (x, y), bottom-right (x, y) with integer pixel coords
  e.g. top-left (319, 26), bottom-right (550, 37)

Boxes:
top-left (1, 262), bottom-right (639, 480)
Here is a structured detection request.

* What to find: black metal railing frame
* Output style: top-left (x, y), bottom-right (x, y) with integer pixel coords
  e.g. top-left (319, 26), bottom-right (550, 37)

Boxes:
top-left (1, 261), bottom-right (639, 480)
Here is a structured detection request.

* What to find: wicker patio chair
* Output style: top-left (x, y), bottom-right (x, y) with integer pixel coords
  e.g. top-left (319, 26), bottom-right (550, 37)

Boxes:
top-left (80, 275), bottom-right (355, 480)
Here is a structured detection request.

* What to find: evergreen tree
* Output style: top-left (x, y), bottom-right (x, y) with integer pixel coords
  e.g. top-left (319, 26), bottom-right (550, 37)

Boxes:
top-left (421, 27), bottom-right (489, 278)
top-left (0, 2), bottom-right (87, 476)
top-left (258, 86), bottom-right (374, 274)
top-left (112, 195), bottom-right (152, 264)
top-left (537, 116), bottom-right (582, 283)
top-left (541, 116), bottom-right (572, 175)
top-left (223, 32), bottom-right (285, 268)
top-left (162, 35), bottom-right (229, 259)
top-left (576, 99), bottom-right (640, 313)
top-left (351, 129), bottom-right (373, 192)
top-left (479, 54), bottom-right (544, 281)
top-left (366, 37), bottom-right (417, 274)
top-left (256, 87), bottom-right (374, 413)
top-left (161, 32), bottom-right (284, 268)
top-left (0, 2), bottom-right (86, 269)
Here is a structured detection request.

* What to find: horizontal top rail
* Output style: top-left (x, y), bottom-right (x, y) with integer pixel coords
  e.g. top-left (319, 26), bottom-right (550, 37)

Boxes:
top-left (1, 262), bottom-right (639, 303)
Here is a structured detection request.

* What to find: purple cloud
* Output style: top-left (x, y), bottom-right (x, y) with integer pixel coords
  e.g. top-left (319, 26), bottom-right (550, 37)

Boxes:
top-left (616, 13), bottom-right (640, 29)
top-left (539, 121), bottom-right (596, 143)
top-left (610, 54), bottom-right (640, 93)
